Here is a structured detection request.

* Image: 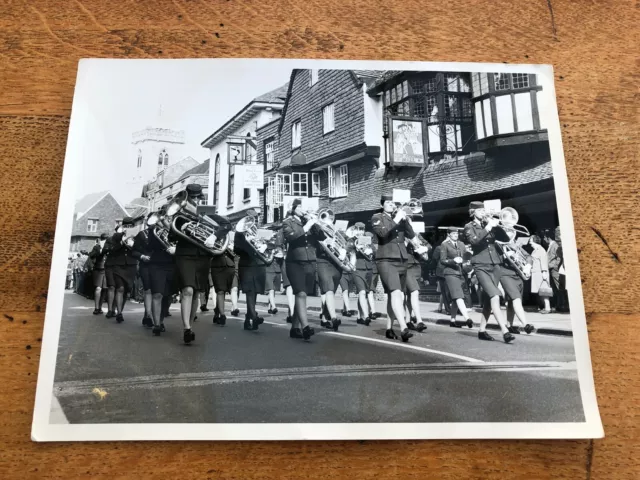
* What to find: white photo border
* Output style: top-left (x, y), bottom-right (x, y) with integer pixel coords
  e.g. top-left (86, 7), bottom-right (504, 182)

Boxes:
top-left (31, 58), bottom-right (604, 441)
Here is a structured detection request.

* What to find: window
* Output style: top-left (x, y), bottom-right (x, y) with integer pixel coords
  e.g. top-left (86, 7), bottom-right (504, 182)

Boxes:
top-left (228, 164), bottom-right (235, 205)
top-left (164, 152), bottom-right (169, 166)
top-left (137, 150), bottom-right (142, 168)
top-left (312, 173), bottom-right (320, 196)
top-left (265, 140), bottom-right (275, 170)
top-left (292, 173), bottom-right (308, 196)
top-left (328, 165), bottom-right (348, 198)
top-left (267, 206), bottom-right (274, 224)
top-left (243, 188), bottom-right (251, 201)
top-left (494, 72), bottom-right (510, 91)
top-left (512, 73), bottom-right (530, 89)
top-left (494, 73), bottom-right (530, 91)
top-left (322, 103), bottom-right (335, 134)
top-left (245, 132), bottom-right (255, 164)
top-left (471, 73), bottom-right (490, 97)
top-left (213, 154), bottom-right (220, 206)
top-left (87, 219), bottom-right (98, 233)
top-left (291, 121), bottom-right (301, 149)
top-left (310, 69), bottom-right (319, 86)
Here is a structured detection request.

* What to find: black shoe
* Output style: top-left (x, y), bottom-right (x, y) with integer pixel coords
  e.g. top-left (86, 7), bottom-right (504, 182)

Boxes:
top-left (364, 316), bottom-right (371, 326)
top-left (341, 309), bottom-right (352, 317)
top-left (524, 324), bottom-right (535, 335)
top-left (116, 314), bottom-right (124, 323)
top-left (302, 325), bottom-right (315, 340)
top-left (244, 318), bottom-right (253, 330)
top-left (373, 312), bottom-right (382, 319)
top-left (400, 328), bottom-right (413, 343)
top-left (349, 310), bottom-right (358, 316)
top-left (272, 307), bottom-right (278, 315)
top-left (466, 318), bottom-right (474, 329)
top-left (160, 323), bottom-right (166, 332)
top-left (230, 308), bottom-right (239, 316)
top-left (416, 322), bottom-right (427, 332)
top-left (289, 328), bottom-right (303, 339)
top-left (450, 320), bottom-right (461, 328)
top-left (267, 308), bottom-right (274, 314)
top-left (253, 316), bottom-right (264, 330)
top-left (508, 326), bottom-right (521, 335)
top-left (410, 316), bottom-right (417, 324)
top-left (92, 309), bottom-right (102, 315)
top-left (356, 318), bottom-right (367, 325)
top-left (200, 305), bottom-right (209, 312)
top-left (183, 329), bottom-right (195, 344)
top-left (320, 320), bottom-right (332, 329)
top-left (218, 314), bottom-right (226, 326)
top-left (142, 316), bottom-right (153, 328)
top-left (152, 325), bottom-right (162, 336)
top-left (165, 311), bottom-right (172, 317)
top-left (193, 315), bottom-right (198, 322)
top-left (286, 315), bottom-right (293, 324)
top-left (385, 329), bottom-right (398, 340)
top-left (105, 310), bottom-right (115, 318)
top-left (478, 331), bottom-right (494, 341)
top-left (407, 322), bottom-right (417, 331)
top-left (331, 318), bottom-right (341, 331)
top-left (503, 332), bottom-right (516, 343)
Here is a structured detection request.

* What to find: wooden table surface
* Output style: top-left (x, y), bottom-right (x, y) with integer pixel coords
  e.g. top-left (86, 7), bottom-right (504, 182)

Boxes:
top-left (0, 1), bottom-right (638, 478)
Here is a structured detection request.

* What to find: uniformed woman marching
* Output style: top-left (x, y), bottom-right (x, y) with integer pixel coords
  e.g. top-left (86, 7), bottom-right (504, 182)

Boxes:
top-left (282, 198), bottom-right (321, 340)
top-left (371, 195), bottom-right (416, 342)
top-left (439, 227), bottom-right (474, 329)
top-left (209, 230), bottom-right (237, 326)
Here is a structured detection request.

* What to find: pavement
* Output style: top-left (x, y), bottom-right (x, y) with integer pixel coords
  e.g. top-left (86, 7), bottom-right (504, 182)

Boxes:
top-left (51, 291), bottom-right (584, 425)
top-left (221, 293), bottom-right (574, 337)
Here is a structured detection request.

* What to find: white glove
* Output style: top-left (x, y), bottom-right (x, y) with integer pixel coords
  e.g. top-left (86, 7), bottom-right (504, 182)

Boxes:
top-left (166, 246), bottom-right (176, 255)
top-left (204, 234), bottom-right (217, 248)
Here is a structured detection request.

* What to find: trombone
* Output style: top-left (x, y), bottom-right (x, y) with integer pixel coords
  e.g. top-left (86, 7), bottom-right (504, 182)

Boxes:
top-left (481, 204), bottom-right (529, 241)
top-left (392, 198), bottom-right (423, 217)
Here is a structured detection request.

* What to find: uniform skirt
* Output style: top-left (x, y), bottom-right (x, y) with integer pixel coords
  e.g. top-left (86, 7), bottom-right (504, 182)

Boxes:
top-left (354, 269), bottom-right (373, 293)
top-left (148, 263), bottom-right (174, 296)
top-left (175, 255), bottom-right (210, 291)
top-left (473, 264), bottom-right (502, 298)
top-left (139, 263), bottom-right (152, 291)
top-left (280, 260), bottom-right (290, 288)
top-left (317, 260), bottom-right (342, 294)
top-left (231, 257), bottom-right (240, 289)
top-left (265, 270), bottom-right (281, 292)
top-left (376, 259), bottom-right (408, 293)
top-left (286, 260), bottom-right (316, 295)
top-left (106, 265), bottom-right (137, 290)
top-left (92, 269), bottom-right (107, 289)
top-left (444, 274), bottom-right (466, 300)
top-left (211, 266), bottom-right (235, 293)
top-left (500, 266), bottom-right (524, 301)
top-left (405, 262), bottom-right (421, 293)
top-left (339, 272), bottom-right (353, 294)
top-left (238, 265), bottom-right (266, 294)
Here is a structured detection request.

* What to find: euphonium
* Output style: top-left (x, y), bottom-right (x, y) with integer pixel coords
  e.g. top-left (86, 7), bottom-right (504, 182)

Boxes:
top-left (166, 190), bottom-right (229, 255)
top-left (235, 214), bottom-right (275, 265)
top-left (302, 208), bottom-right (354, 273)
top-left (147, 211), bottom-right (175, 252)
top-left (408, 234), bottom-right (432, 262)
top-left (497, 241), bottom-right (532, 281)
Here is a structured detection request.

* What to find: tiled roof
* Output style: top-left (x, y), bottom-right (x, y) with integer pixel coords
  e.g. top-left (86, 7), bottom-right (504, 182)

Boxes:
top-left (74, 191), bottom-right (108, 216)
top-left (125, 197), bottom-right (151, 220)
top-left (366, 71), bottom-right (404, 94)
top-left (253, 83), bottom-right (289, 103)
top-left (178, 158), bottom-right (210, 181)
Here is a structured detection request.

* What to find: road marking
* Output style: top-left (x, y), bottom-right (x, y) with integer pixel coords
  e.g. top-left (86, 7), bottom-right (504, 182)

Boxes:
top-left (53, 361), bottom-right (577, 397)
top-left (325, 331), bottom-right (484, 363)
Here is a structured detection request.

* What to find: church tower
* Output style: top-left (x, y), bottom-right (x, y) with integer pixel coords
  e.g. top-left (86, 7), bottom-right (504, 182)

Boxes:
top-left (127, 105), bottom-right (186, 200)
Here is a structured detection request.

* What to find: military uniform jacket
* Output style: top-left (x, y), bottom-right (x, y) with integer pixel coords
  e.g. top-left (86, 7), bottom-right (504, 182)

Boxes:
top-left (439, 239), bottom-right (467, 276)
top-left (169, 230), bottom-right (210, 257)
top-left (104, 232), bottom-right (138, 267)
top-left (432, 245), bottom-right (444, 277)
top-left (282, 216), bottom-right (326, 262)
top-left (355, 249), bottom-right (374, 271)
top-left (131, 229), bottom-right (152, 262)
top-left (463, 220), bottom-right (502, 266)
top-left (88, 243), bottom-right (106, 270)
top-left (371, 212), bottom-right (415, 261)
top-left (147, 226), bottom-right (174, 265)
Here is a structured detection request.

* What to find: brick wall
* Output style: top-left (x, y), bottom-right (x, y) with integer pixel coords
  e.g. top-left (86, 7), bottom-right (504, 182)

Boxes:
top-left (71, 193), bottom-right (127, 238)
top-left (277, 70), bottom-right (365, 166)
top-left (317, 157), bottom-right (381, 215)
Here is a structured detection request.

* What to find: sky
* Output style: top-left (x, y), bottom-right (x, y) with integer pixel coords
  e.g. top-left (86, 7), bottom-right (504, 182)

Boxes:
top-left (73, 59), bottom-right (292, 205)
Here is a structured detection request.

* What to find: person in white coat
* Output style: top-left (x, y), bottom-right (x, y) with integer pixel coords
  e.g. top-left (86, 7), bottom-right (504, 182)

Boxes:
top-left (527, 235), bottom-right (552, 314)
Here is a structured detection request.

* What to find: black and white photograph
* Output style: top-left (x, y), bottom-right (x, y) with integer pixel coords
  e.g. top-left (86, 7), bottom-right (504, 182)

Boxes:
top-left (32, 58), bottom-right (602, 441)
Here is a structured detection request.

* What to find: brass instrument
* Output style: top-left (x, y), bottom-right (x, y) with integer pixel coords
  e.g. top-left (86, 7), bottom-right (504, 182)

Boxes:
top-left (496, 239), bottom-right (532, 281)
top-left (235, 214), bottom-right (275, 265)
top-left (481, 203), bottom-right (530, 241)
top-left (166, 190), bottom-right (230, 255)
top-left (301, 208), bottom-right (355, 273)
top-left (147, 211), bottom-right (175, 252)
top-left (122, 235), bottom-right (135, 249)
top-left (392, 198), bottom-right (423, 217)
top-left (408, 234), bottom-right (432, 262)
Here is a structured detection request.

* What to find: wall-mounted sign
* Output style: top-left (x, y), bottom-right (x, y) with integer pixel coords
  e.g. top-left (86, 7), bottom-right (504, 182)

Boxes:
top-left (389, 117), bottom-right (426, 167)
top-left (241, 164), bottom-right (264, 189)
top-left (227, 143), bottom-right (245, 165)
top-left (392, 189), bottom-right (411, 204)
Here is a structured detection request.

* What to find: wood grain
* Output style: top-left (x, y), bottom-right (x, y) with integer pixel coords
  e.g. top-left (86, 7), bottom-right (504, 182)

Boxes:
top-left (0, 0), bottom-right (638, 478)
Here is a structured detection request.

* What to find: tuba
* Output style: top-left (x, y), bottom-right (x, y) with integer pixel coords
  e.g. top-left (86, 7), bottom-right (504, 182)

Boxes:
top-left (346, 224), bottom-right (374, 262)
top-left (235, 214), bottom-right (275, 265)
top-left (496, 240), bottom-right (532, 281)
top-left (147, 211), bottom-right (175, 252)
top-left (302, 208), bottom-right (355, 273)
top-left (408, 234), bottom-right (432, 262)
top-left (166, 190), bottom-right (230, 256)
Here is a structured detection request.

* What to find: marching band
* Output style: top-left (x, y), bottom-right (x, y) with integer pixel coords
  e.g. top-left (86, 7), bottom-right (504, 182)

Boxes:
top-left (84, 183), bottom-right (547, 346)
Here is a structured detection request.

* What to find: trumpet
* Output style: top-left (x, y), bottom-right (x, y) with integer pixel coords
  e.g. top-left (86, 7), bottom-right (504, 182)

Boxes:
top-left (301, 208), bottom-right (354, 273)
top-left (235, 214), bottom-right (274, 265)
top-left (166, 190), bottom-right (229, 255)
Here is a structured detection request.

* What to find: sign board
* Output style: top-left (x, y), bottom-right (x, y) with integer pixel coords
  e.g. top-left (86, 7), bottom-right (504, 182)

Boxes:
top-left (256, 229), bottom-right (275, 241)
top-left (334, 220), bottom-right (349, 232)
top-left (389, 117), bottom-right (426, 167)
top-left (392, 189), bottom-right (411, 204)
top-left (412, 221), bottom-right (425, 233)
top-left (241, 164), bottom-right (264, 189)
top-left (356, 236), bottom-right (372, 246)
top-left (484, 199), bottom-right (502, 215)
top-left (282, 196), bottom-right (319, 213)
